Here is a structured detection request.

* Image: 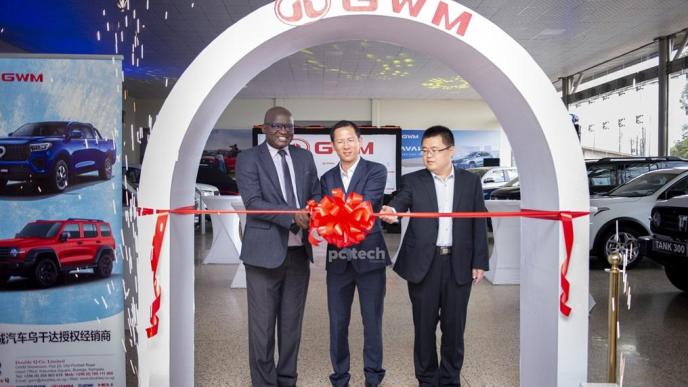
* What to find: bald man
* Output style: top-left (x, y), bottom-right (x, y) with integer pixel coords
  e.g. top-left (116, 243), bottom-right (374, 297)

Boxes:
top-left (236, 107), bottom-right (321, 387)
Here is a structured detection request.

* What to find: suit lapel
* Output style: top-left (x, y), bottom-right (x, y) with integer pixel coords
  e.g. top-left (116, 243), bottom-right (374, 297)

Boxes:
top-left (258, 142), bottom-right (286, 204)
top-left (421, 169), bottom-right (439, 212)
top-left (289, 145), bottom-right (306, 206)
top-left (346, 158), bottom-right (367, 194)
top-left (453, 167), bottom-right (462, 211)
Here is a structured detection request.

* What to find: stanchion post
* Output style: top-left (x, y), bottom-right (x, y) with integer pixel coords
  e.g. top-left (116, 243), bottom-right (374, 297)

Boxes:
top-left (607, 251), bottom-right (622, 383)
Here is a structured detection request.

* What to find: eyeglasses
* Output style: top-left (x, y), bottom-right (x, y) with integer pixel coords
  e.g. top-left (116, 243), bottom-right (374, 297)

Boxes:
top-left (264, 123), bottom-right (295, 133)
top-left (420, 146), bottom-right (451, 156)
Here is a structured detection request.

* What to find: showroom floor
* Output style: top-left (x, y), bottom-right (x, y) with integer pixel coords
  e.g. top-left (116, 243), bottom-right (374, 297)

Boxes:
top-left (185, 228), bottom-right (688, 387)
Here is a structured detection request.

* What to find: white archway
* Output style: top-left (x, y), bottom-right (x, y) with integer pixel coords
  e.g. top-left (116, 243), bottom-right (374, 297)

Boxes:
top-left (136, 1), bottom-right (590, 386)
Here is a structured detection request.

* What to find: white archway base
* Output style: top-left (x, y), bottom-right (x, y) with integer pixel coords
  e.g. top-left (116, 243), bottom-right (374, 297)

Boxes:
top-left (136, 1), bottom-right (590, 386)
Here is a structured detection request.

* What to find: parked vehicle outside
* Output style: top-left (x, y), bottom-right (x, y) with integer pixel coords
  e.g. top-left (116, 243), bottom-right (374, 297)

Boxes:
top-left (0, 218), bottom-right (116, 288)
top-left (0, 121), bottom-right (116, 193)
top-left (639, 195), bottom-right (688, 291)
top-left (589, 168), bottom-right (688, 267)
top-left (489, 156), bottom-right (688, 200)
top-left (467, 166), bottom-right (518, 198)
top-left (489, 177), bottom-right (520, 200)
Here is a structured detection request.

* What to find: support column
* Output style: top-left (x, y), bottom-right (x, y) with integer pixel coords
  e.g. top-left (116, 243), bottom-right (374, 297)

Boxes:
top-left (657, 36), bottom-right (670, 156)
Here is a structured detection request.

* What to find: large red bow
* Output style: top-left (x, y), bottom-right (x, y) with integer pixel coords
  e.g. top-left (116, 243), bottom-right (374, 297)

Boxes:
top-left (306, 188), bottom-right (375, 249)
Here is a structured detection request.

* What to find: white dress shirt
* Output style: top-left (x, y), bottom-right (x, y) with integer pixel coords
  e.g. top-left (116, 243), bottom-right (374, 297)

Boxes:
top-left (432, 169), bottom-right (455, 247)
top-left (267, 143), bottom-right (302, 246)
top-left (339, 156), bottom-right (360, 192)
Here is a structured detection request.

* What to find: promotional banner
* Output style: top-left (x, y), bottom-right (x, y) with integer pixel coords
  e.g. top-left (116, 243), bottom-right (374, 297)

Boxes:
top-left (255, 128), bottom-right (401, 194)
top-left (0, 55), bottom-right (125, 387)
top-left (401, 129), bottom-right (501, 174)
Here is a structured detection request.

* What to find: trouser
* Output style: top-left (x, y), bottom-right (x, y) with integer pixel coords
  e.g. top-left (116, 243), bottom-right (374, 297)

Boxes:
top-left (408, 251), bottom-right (472, 387)
top-left (246, 247), bottom-right (310, 387)
top-left (327, 263), bottom-right (386, 387)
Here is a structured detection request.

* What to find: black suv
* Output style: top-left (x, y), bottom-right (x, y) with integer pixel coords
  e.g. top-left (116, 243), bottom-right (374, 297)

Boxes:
top-left (490, 156), bottom-right (688, 200)
top-left (639, 195), bottom-right (688, 292)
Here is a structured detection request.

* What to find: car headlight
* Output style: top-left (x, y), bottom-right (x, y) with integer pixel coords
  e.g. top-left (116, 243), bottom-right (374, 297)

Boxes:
top-left (9, 248), bottom-right (23, 257)
top-left (29, 142), bottom-right (52, 152)
top-left (651, 211), bottom-right (661, 228)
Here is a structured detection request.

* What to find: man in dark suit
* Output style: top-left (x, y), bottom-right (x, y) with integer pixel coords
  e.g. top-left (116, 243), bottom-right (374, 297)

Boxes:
top-left (380, 126), bottom-right (489, 387)
top-left (320, 121), bottom-right (390, 387)
top-left (235, 106), bottom-right (321, 387)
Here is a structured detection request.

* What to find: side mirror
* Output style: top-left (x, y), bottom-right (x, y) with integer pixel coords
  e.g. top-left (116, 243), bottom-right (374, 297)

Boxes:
top-left (68, 129), bottom-right (82, 140)
top-left (59, 232), bottom-right (70, 242)
top-left (484, 178), bottom-right (495, 184)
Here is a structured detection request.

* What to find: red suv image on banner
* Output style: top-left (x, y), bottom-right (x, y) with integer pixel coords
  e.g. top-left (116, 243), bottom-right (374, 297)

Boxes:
top-left (0, 218), bottom-right (116, 288)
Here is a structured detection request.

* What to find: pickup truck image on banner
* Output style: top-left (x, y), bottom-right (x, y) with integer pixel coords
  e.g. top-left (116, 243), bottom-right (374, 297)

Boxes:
top-left (0, 121), bottom-right (116, 193)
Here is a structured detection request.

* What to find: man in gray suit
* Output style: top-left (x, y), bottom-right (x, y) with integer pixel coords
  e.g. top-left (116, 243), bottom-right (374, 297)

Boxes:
top-left (235, 106), bottom-right (321, 387)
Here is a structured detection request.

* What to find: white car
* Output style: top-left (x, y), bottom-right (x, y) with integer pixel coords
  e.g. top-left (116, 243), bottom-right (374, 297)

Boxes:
top-left (467, 166), bottom-right (518, 192)
top-left (589, 167), bottom-right (688, 266)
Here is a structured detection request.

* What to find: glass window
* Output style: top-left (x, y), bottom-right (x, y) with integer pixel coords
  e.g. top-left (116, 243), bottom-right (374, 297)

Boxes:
top-left (62, 223), bottom-right (81, 239)
top-left (100, 224), bottom-right (112, 237)
top-left (608, 170), bottom-right (682, 197)
top-left (17, 222), bottom-right (62, 238)
top-left (83, 223), bottom-right (98, 238)
top-left (669, 71), bottom-right (688, 158)
top-left (11, 122), bottom-right (67, 137)
top-left (79, 126), bottom-right (95, 139)
top-left (619, 163), bottom-right (650, 183)
top-left (489, 170), bottom-right (507, 183)
top-left (661, 176), bottom-right (688, 199)
top-left (570, 80), bottom-right (659, 156)
top-left (587, 164), bottom-right (617, 187)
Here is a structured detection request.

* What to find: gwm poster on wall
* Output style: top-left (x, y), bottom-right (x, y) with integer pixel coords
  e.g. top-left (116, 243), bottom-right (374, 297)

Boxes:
top-left (0, 55), bottom-right (125, 387)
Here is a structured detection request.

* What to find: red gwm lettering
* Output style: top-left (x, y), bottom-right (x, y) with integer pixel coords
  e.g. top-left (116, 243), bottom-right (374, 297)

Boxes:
top-left (315, 142), bottom-right (333, 153)
top-left (391, 0), bottom-right (426, 17)
top-left (0, 73), bottom-right (44, 82)
top-left (431, 2), bottom-right (472, 36)
top-left (343, 0), bottom-right (377, 12)
top-left (360, 142), bottom-right (374, 154)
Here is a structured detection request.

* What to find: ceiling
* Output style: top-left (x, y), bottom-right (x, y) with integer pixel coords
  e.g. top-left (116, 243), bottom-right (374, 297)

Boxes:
top-left (1, 0), bottom-right (687, 99)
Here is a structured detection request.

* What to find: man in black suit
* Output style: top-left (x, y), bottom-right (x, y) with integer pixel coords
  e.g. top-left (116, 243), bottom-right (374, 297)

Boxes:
top-left (235, 106), bottom-right (321, 387)
top-left (319, 121), bottom-right (390, 387)
top-left (380, 126), bottom-right (489, 387)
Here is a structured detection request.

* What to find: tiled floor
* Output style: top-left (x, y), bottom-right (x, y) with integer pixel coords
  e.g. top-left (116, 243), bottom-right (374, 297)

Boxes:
top-left (187, 229), bottom-right (688, 387)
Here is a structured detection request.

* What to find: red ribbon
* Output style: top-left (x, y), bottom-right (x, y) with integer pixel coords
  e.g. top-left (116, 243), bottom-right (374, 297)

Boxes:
top-left (136, 198), bottom-right (587, 337)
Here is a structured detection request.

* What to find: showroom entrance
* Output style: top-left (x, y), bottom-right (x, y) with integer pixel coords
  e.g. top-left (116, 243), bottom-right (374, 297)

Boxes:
top-left (135, 1), bottom-right (590, 386)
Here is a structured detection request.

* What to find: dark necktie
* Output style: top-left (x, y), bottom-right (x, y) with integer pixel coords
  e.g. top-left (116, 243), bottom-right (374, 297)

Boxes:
top-left (278, 149), bottom-right (297, 208)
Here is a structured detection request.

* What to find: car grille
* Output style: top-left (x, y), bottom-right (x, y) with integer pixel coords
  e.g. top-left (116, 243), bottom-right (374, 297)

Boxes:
top-left (0, 247), bottom-right (12, 259)
top-left (652, 207), bottom-right (688, 239)
top-left (0, 144), bottom-right (29, 161)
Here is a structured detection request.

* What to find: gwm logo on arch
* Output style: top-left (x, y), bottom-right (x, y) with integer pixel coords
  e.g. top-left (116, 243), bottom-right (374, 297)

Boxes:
top-left (274, 0), bottom-right (473, 37)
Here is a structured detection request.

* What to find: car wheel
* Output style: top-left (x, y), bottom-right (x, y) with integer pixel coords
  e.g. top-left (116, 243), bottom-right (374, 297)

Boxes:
top-left (34, 259), bottom-right (59, 288)
top-left (597, 225), bottom-right (644, 268)
top-left (48, 159), bottom-right (70, 192)
top-left (96, 253), bottom-right (114, 278)
top-left (665, 265), bottom-right (688, 292)
top-left (99, 156), bottom-right (113, 180)
top-left (468, 161), bottom-right (476, 168)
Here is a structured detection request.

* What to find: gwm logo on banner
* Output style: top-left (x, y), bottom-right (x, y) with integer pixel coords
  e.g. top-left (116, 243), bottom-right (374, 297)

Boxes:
top-left (0, 72), bottom-right (43, 82)
top-left (291, 137), bottom-right (375, 155)
top-left (274, 0), bottom-right (472, 37)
